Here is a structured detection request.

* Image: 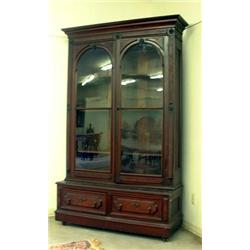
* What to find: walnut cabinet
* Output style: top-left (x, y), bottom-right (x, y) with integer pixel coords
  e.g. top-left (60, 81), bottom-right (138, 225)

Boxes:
top-left (55, 15), bottom-right (188, 239)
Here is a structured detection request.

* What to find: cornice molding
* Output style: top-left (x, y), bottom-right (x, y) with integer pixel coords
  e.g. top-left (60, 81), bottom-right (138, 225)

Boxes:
top-left (62, 15), bottom-right (188, 38)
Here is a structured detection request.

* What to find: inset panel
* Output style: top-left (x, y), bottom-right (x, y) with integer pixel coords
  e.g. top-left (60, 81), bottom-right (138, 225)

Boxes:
top-left (120, 110), bottom-right (162, 175)
top-left (121, 42), bottom-right (163, 108)
top-left (61, 187), bottom-right (107, 215)
top-left (76, 47), bottom-right (112, 108)
top-left (76, 110), bottom-right (111, 171)
top-left (111, 194), bottom-right (162, 221)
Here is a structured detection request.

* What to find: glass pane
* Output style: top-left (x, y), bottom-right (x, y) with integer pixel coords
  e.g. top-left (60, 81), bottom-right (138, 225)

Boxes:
top-left (121, 43), bottom-right (163, 108)
top-left (76, 47), bottom-right (112, 108)
top-left (120, 110), bottom-right (162, 175)
top-left (76, 110), bottom-right (111, 171)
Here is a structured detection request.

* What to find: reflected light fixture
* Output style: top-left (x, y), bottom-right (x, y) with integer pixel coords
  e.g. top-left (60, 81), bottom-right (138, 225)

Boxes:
top-left (156, 87), bottom-right (163, 92)
top-left (121, 78), bottom-right (136, 86)
top-left (100, 63), bottom-right (112, 71)
top-left (150, 73), bottom-right (163, 79)
top-left (81, 74), bottom-right (95, 86)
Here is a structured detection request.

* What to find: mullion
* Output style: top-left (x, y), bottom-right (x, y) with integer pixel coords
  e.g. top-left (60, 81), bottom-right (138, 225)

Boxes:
top-left (76, 107), bottom-right (111, 111)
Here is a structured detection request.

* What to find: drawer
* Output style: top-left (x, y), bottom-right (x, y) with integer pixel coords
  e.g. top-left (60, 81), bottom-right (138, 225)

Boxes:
top-left (60, 188), bottom-right (106, 215)
top-left (111, 195), bottom-right (162, 221)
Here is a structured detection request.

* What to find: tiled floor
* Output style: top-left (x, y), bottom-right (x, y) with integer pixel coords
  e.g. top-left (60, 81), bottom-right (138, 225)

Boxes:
top-left (48, 217), bottom-right (201, 250)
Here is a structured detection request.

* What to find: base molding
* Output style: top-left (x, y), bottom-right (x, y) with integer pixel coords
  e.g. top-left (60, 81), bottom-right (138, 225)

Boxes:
top-left (56, 209), bottom-right (182, 239)
top-left (183, 220), bottom-right (202, 239)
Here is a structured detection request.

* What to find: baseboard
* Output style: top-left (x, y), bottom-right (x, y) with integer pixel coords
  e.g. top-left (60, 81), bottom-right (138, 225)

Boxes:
top-left (48, 213), bottom-right (200, 241)
top-left (48, 208), bottom-right (55, 217)
top-left (182, 220), bottom-right (202, 239)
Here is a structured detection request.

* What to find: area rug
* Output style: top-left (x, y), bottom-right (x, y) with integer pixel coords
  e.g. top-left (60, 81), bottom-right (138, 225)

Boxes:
top-left (48, 239), bottom-right (104, 250)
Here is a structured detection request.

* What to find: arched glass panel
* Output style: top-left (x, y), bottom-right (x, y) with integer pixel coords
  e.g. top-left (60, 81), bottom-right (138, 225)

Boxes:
top-left (120, 42), bottom-right (163, 175)
top-left (121, 42), bottom-right (163, 108)
top-left (76, 47), bottom-right (112, 108)
top-left (75, 47), bottom-right (112, 171)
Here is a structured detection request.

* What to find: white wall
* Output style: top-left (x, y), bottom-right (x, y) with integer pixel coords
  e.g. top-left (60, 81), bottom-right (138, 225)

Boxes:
top-left (48, 36), bottom-right (68, 215)
top-left (182, 22), bottom-right (202, 237)
top-left (48, 0), bottom-right (202, 237)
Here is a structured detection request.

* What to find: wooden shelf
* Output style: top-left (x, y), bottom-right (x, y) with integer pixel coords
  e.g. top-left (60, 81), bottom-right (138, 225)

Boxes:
top-left (77, 150), bottom-right (110, 154)
top-left (122, 151), bottom-right (161, 157)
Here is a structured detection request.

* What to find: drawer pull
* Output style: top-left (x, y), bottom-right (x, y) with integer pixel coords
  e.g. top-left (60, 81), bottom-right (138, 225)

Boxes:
top-left (132, 202), bottom-right (140, 208)
top-left (66, 198), bottom-right (71, 205)
top-left (148, 204), bottom-right (158, 214)
top-left (93, 199), bottom-right (103, 209)
top-left (114, 201), bottom-right (123, 211)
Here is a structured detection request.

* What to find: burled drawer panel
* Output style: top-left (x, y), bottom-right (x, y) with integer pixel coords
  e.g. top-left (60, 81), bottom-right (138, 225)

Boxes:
top-left (60, 188), bottom-right (106, 215)
top-left (111, 195), bottom-right (162, 221)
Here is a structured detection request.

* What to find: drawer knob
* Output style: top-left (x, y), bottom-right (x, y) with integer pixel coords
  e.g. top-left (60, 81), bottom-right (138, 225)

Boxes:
top-left (132, 202), bottom-right (140, 208)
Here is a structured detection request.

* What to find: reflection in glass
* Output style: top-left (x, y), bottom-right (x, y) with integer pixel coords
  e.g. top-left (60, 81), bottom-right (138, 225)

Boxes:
top-left (76, 47), bottom-right (112, 108)
top-left (121, 42), bottom-right (163, 108)
top-left (120, 110), bottom-right (162, 175)
top-left (76, 110), bottom-right (111, 171)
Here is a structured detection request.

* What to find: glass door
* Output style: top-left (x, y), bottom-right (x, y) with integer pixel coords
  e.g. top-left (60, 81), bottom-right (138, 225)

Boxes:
top-left (118, 39), bottom-right (165, 182)
top-left (75, 46), bottom-right (112, 172)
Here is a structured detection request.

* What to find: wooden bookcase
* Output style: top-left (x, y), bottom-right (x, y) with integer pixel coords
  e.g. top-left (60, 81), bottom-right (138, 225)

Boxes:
top-left (55, 15), bottom-right (188, 240)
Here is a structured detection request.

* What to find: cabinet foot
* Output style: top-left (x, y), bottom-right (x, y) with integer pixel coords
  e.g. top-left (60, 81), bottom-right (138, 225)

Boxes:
top-left (62, 221), bottom-right (67, 225)
top-left (161, 237), bottom-right (168, 242)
